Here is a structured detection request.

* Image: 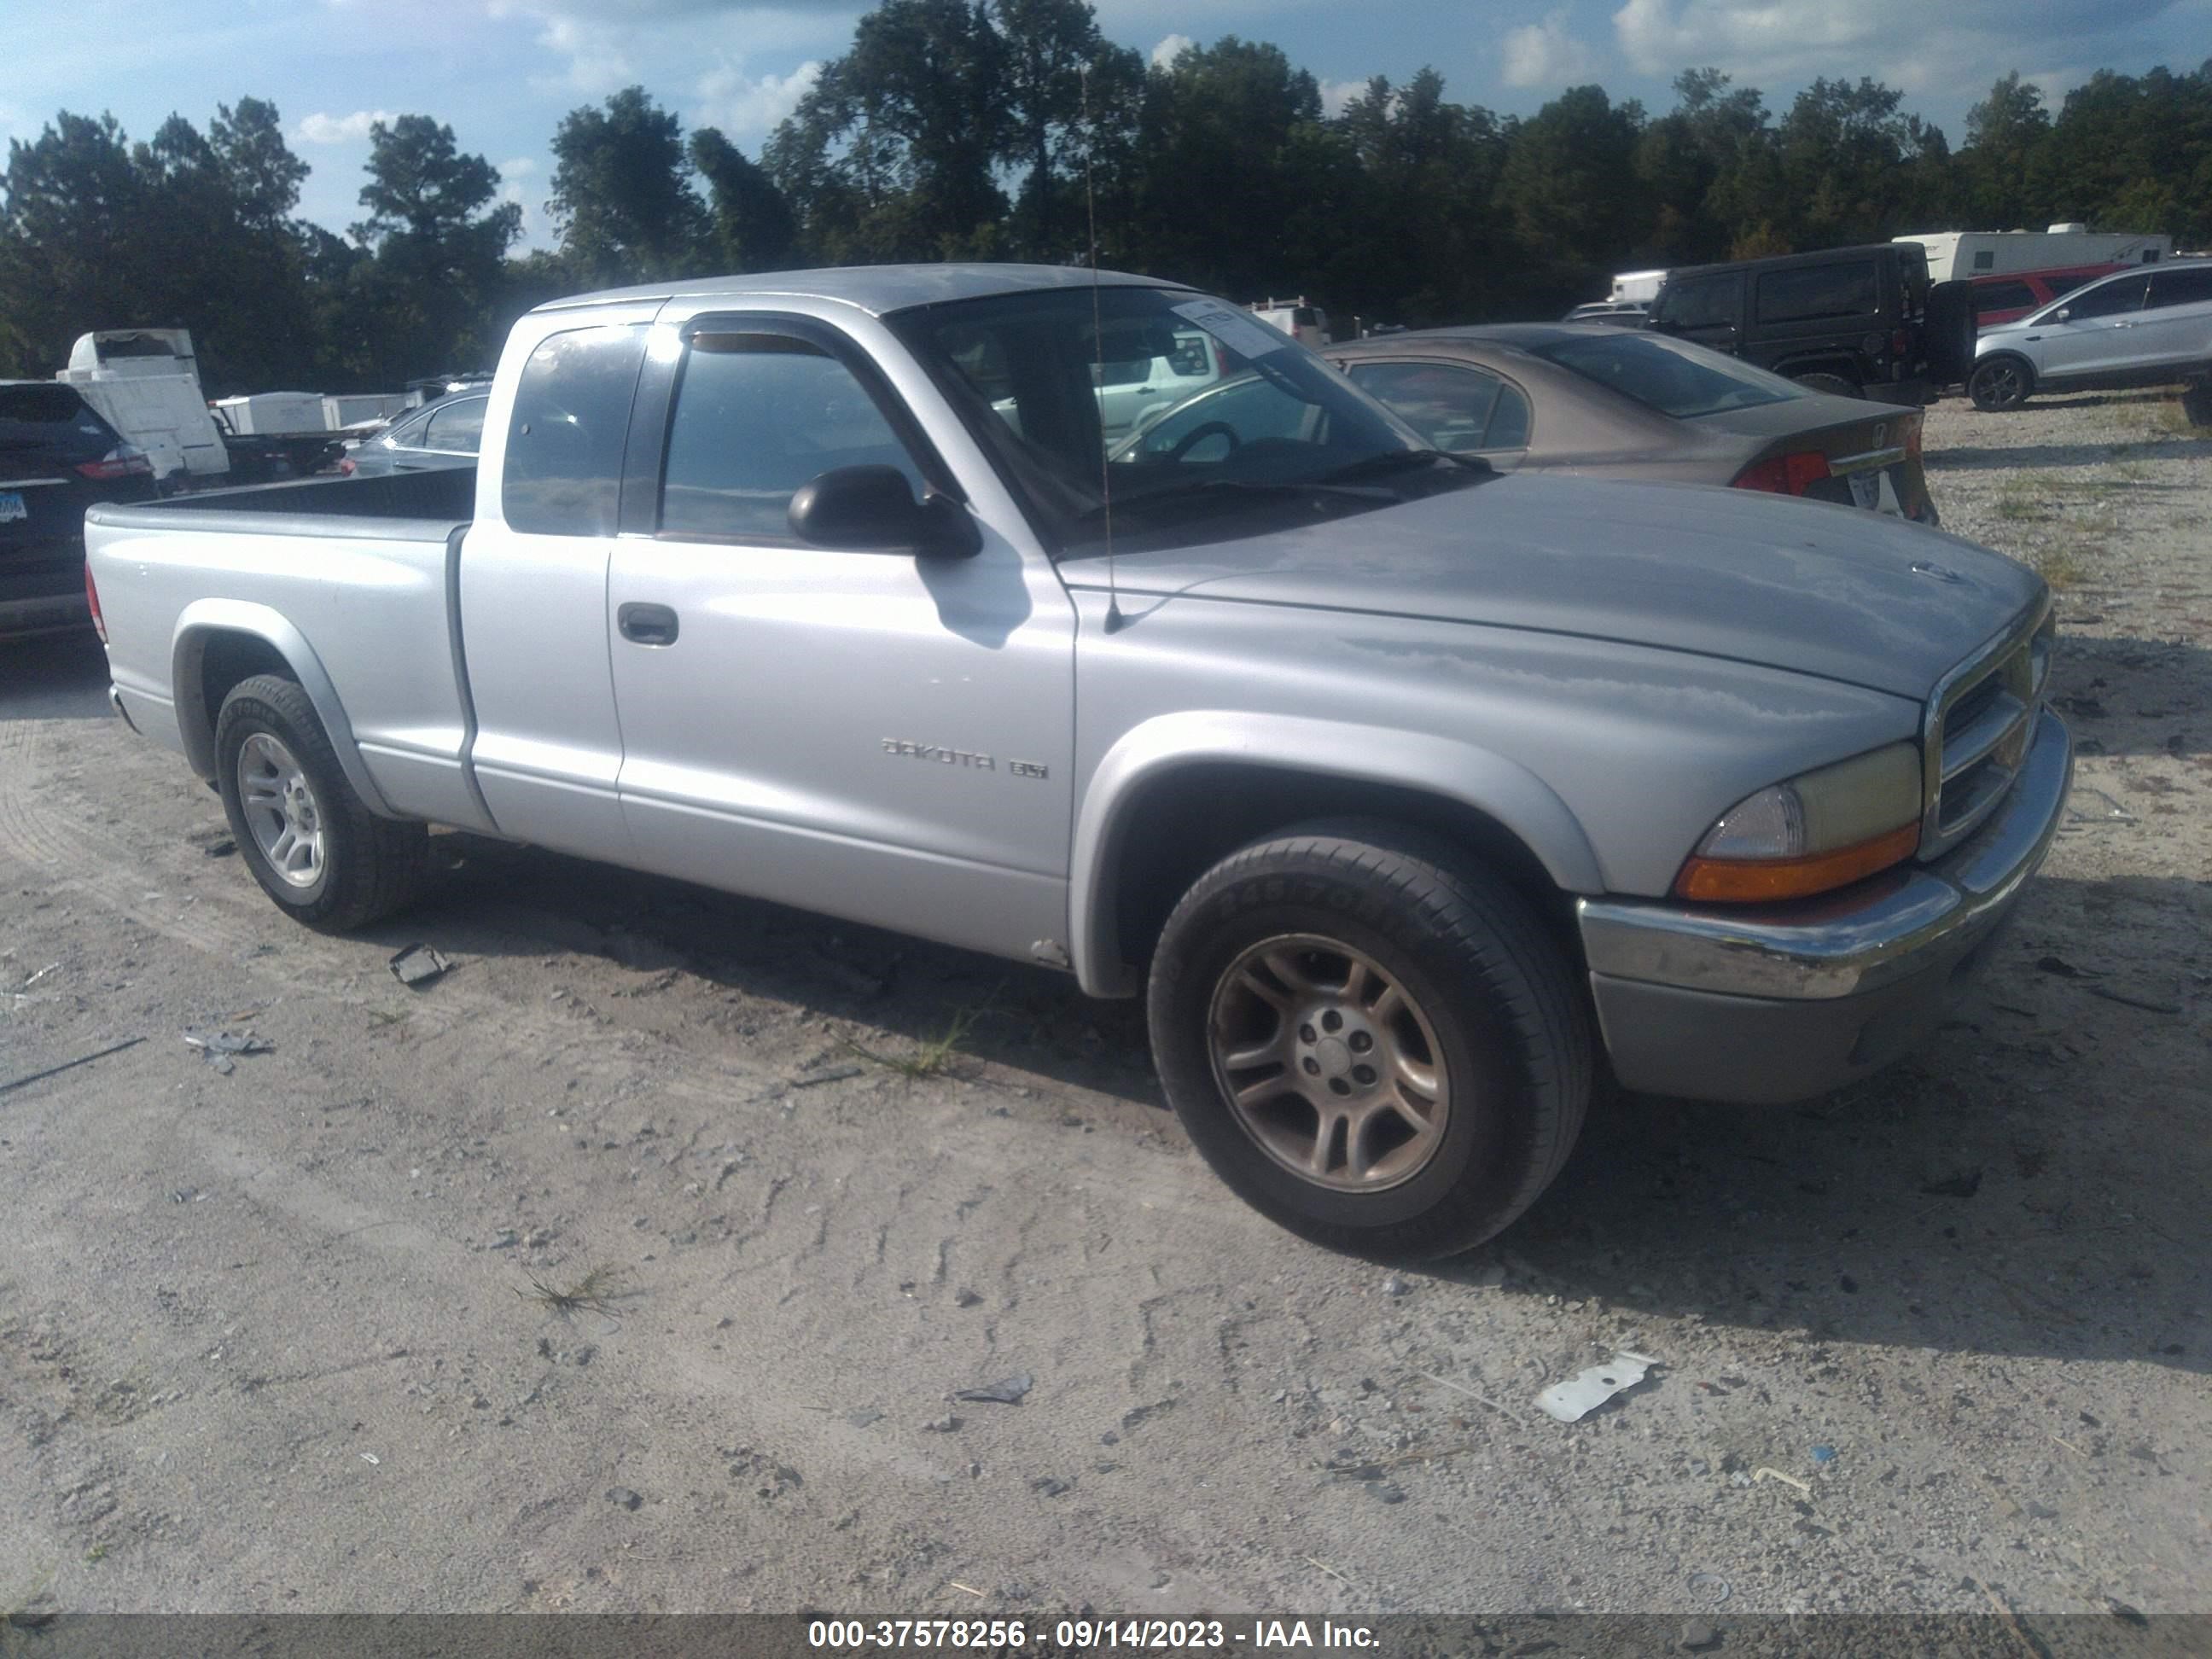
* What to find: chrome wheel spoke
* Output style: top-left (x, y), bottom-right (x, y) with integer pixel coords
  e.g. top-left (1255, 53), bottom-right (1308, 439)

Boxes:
top-left (235, 732), bottom-right (326, 890)
top-left (1310, 1109), bottom-right (1348, 1177)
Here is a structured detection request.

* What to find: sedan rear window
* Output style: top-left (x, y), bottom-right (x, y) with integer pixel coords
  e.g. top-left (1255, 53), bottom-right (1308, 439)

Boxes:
top-left (1532, 333), bottom-right (1802, 420)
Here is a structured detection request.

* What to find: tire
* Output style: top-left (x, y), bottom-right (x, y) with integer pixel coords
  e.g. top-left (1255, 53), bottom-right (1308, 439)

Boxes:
top-left (1146, 818), bottom-right (1592, 1261)
top-left (1791, 371), bottom-right (1862, 399)
top-left (1924, 280), bottom-right (1977, 387)
top-left (213, 672), bottom-right (429, 929)
top-left (1969, 356), bottom-right (2033, 412)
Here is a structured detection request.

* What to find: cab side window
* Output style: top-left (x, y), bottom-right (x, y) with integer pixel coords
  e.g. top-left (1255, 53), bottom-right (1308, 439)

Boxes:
top-left (503, 324), bottom-right (649, 536)
top-left (659, 333), bottom-right (925, 541)
top-left (1659, 275), bottom-right (1740, 330)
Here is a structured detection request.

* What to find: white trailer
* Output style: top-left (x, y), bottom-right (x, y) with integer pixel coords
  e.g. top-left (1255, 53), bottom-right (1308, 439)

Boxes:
top-left (1894, 226), bottom-right (2174, 284)
top-left (210, 392), bottom-right (329, 437)
top-left (1610, 268), bottom-right (1669, 305)
top-left (57, 329), bottom-right (230, 486)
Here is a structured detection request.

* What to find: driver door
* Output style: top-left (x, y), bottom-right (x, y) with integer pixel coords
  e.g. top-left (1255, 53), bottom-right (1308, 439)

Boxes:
top-left (602, 312), bottom-right (1079, 960)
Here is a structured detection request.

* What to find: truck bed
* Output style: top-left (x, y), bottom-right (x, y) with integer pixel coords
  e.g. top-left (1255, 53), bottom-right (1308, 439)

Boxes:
top-left (86, 465), bottom-right (488, 835)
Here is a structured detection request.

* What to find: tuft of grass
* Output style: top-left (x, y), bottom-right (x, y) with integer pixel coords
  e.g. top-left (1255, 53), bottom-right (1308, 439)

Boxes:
top-left (518, 1263), bottom-right (631, 1319)
top-left (2030, 546), bottom-right (2088, 590)
top-left (842, 1004), bottom-right (986, 1080)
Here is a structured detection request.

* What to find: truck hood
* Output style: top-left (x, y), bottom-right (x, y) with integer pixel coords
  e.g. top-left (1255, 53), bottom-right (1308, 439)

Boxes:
top-left (1067, 473), bottom-right (2043, 701)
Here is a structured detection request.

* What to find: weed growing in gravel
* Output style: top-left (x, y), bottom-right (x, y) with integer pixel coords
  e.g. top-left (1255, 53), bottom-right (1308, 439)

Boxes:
top-left (519, 1263), bottom-right (630, 1318)
top-left (843, 1004), bottom-right (987, 1079)
top-left (2031, 546), bottom-right (2088, 589)
top-left (1994, 487), bottom-right (2043, 521)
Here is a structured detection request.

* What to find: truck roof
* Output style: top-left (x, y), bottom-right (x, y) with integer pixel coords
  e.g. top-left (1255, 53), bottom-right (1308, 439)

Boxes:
top-left (538, 263), bottom-right (1186, 317)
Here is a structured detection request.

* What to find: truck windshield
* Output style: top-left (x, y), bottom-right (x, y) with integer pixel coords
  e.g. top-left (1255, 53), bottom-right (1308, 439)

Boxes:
top-left (888, 284), bottom-right (1471, 555)
top-left (1531, 332), bottom-right (1802, 419)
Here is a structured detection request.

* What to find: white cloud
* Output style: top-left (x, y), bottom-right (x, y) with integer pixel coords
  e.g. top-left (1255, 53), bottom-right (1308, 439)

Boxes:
top-left (292, 108), bottom-right (399, 145)
top-left (1317, 78), bottom-right (1369, 117)
top-left (499, 156), bottom-right (538, 177)
top-left (1502, 10), bottom-right (1596, 89)
top-left (1150, 32), bottom-right (1194, 68)
top-left (694, 57), bottom-right (823, 137)
top-left (1610, 0), bottom-right (2169, 96)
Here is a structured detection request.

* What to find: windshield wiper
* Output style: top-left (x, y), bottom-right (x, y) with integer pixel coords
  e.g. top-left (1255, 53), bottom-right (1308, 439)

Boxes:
top-left (1081, 476), bottom-right (1395, 521)
top-left (1320, 448), bottom-right (1491, 483)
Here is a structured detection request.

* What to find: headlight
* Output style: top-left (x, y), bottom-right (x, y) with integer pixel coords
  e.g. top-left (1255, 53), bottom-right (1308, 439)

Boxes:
top-left (1674, 742), bottom-right (1923, 903)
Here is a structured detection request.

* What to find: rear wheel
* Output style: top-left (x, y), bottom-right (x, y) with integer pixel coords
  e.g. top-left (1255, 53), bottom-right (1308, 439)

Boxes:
top-left (214, 673), bottom-right (429, 929)
top-left (1146, 819), bottom-right (1591, 1260)
top-left (1969, 357), bottom-right (2033, 412)
top-left (1791, 371), bottom-right (1861, 398)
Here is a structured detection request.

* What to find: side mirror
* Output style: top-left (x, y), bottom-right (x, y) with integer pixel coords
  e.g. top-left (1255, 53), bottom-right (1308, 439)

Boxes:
top-left (787, 465), bottom-right (981, 558)
top-left (2052, 307), bottom-right (2071, 323)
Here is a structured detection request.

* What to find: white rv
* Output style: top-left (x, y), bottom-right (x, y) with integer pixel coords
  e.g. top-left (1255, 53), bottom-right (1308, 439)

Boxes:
top-left (1894, 226), bottom-right (2174, 285)
top-left (1249, 298), bottom-right (1330, 348)
top-left (56, 329), bottom-right (230, 486)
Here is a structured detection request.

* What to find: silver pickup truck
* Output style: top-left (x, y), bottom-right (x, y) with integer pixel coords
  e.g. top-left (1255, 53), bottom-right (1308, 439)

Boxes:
top-left (85, 265), bottom-right (2071, 1259)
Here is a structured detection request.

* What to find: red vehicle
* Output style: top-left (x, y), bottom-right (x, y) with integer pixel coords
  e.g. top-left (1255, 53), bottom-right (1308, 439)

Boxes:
top-left (1970, 264), bottom-right (2128, 330)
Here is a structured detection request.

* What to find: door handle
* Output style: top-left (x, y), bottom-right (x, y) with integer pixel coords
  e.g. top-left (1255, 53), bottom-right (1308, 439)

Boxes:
top-left (618, 602), bottom-right (679, 646)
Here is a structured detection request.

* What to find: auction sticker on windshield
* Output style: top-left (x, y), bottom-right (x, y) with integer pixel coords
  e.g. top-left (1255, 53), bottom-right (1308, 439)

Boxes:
top-left (0, 492), bottom-right (27, 523)
top-left (1173, 300), bottom-right (1292, 363)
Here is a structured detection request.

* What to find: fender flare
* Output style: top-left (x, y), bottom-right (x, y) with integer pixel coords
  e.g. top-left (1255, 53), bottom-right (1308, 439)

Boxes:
top-left (1068, 710), bottom-right (1606, 997)
top-left (172, 599), bottom-right (397, 818)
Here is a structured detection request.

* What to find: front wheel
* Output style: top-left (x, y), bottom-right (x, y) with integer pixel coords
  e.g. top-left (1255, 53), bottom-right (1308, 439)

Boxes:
top-left (214, 673), bottom-right (429, 929)
top-left (1146, 820), bottom-right (1592, 1260)
top-left (1969, 357), bottom-right (2033, 412)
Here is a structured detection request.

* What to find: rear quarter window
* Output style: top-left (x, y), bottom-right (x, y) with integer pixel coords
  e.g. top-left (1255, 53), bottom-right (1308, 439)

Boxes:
top-left (1756, 261), bottom-right (1879, 324)
top-left (0, 386), bottom-right (115, 450)
top-left (502, 324), bottom-right (649, 536)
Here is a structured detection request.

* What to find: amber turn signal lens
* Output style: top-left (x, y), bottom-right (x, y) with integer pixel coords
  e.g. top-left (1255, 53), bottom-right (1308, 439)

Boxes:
top-left (1674, 821), bottom-right (1921, 904)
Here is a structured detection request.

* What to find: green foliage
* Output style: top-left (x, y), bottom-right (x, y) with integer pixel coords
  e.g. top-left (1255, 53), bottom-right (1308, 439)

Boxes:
top-left (550, 86), bottom-right (711, 288)
top-left (0, 20), bottom-right (2206, 396)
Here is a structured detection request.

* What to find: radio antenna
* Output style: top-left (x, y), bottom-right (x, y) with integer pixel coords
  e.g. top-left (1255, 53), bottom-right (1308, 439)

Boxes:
top-left (1081, 65), bottom-right (1123, 634)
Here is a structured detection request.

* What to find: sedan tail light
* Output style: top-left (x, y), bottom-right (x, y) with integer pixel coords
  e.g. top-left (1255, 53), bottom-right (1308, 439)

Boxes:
top-left (74, 445), bottom-right (154, 480)
top-left (1905, 419), bottom-right (1923, 463)
top-left (1731, 451), bottom-right (1832, 495)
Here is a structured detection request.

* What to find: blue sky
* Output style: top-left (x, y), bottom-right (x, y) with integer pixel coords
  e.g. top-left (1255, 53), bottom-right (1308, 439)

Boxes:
top-left (5, 0), bottom-right (2207, 249)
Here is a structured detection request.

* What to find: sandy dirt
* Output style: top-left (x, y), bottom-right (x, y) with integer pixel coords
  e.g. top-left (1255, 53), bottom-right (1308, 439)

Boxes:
top-left (2, 385), bottom-right (2206, 1622)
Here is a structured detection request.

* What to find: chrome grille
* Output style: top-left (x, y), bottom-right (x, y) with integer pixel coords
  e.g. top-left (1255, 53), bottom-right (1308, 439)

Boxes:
top-left (1920, 599), bottom-right (2053, 859)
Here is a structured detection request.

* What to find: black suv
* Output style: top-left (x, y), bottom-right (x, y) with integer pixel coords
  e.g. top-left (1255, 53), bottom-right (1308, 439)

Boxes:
top-left (2, 382), bottom-right (158, 639)
top-left (1648, 243), bottom-right (1976, 405)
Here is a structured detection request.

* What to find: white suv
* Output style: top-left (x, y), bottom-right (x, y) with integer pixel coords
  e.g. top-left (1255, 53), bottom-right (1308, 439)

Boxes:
top-left (1094, 329), bottom-right (1225, 440)
top-left (1970, 259), bottom-right (2212, 412)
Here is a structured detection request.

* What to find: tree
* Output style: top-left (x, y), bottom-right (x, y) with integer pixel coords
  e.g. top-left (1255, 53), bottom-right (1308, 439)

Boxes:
top-left (1131, 37), bottom-right (1332, 295)
top-left (1496, 85), bottom-right (1646, 299)
top-left (989, 0), bottom-right (1136, 258)
top-left (690, 128), bottom-right (798, 272)
top-left (1773, 78), bottom-right (1948, 247)
top-left (351, 115), bottom-right (521, 381)
top-left (1957, 73), bottom-right (2052, 230)
top-left (550, 86), bottom-right (711, 287)
top-left (768, 0), bottom-right (1014, 259)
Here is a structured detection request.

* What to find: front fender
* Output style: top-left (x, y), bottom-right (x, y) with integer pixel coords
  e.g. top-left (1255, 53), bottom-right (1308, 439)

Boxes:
top-left (1068, 710), bottom-right (1605, 997)
top-left (172, 599), bottom-right (397, 817)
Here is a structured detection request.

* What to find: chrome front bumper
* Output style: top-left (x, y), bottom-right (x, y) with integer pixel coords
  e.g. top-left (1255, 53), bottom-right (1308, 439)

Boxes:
top-left (1575, 710), bottom-right (2071, 1101)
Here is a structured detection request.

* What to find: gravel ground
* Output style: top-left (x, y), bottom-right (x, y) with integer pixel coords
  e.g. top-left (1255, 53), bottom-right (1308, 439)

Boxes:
top-left (1, 384), bottom-right (2206, 1625)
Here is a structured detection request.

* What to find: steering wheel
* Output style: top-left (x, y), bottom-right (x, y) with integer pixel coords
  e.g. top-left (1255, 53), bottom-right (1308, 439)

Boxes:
top-left (1164, 421), bottom-right (1241, 463)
